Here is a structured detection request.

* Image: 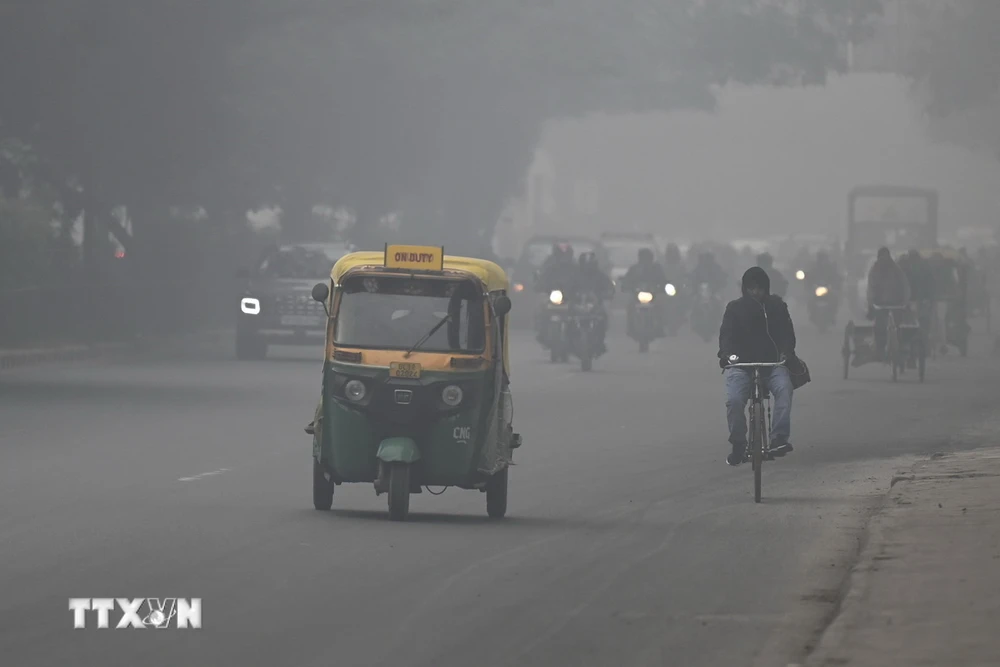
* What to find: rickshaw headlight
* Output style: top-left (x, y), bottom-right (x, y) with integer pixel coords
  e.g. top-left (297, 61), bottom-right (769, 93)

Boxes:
top-left (240, 297), bottom-right (260, 315)
top-left (344, 380), bottom-right (366, 402)
top-left (441, 384), bottom-right (463, 407)
top-left (549, 290), bottom-right (563, 305)
top-left (637, 291), bottom-right (653, 304)
top-left (795, 270), bottom-right (806, 281)
top-left (815, 286), bottom-right (829, 297)
top-left (665, 283), bottom-right (677, 296)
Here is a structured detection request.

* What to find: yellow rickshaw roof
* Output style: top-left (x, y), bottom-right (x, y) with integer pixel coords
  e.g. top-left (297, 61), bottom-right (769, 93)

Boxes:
top-left (331, 251), bottom-right (509, 291)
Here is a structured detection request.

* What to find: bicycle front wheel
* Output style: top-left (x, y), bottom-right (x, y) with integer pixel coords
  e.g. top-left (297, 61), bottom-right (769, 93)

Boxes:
top-left (751, 401), bottom-right (764, 503)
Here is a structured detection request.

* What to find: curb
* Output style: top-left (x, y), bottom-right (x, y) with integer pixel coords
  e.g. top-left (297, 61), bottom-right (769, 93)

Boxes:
top-left (801, 453), bottom-right (942, 667)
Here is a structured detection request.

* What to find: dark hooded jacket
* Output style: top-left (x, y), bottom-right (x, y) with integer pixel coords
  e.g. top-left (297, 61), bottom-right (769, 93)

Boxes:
top-left (717, 267), bottom-right (796, 368)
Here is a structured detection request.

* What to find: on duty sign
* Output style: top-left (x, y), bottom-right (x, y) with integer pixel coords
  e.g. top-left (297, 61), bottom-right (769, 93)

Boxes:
top-left (384, 244), bottom-right (444, 271)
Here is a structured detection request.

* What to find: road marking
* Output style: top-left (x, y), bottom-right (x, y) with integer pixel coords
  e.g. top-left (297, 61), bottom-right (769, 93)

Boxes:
top-left (178, 468), bottom-right (231, 482)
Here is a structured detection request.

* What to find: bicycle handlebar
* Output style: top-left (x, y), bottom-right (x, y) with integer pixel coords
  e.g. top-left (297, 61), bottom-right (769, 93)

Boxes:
top-left (727, 361), bottom-right (786, 368)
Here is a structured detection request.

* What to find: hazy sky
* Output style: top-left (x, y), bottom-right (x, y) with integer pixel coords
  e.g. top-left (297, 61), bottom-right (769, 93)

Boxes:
top-left (536, 73), bottom-right (1000, 244)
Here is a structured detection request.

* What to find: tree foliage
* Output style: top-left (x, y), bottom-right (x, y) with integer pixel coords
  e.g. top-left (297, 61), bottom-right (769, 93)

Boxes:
top-left (0, 0), bottom-right (884, 255)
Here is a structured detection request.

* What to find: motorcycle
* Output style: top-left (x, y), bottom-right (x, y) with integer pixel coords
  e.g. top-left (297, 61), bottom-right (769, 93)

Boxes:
top-left (808, 285), bottom-right (838, 333)
top-left (542, 289), bottom-right (572, 363)
top-left (690, 282), bottom-right (722, 343)
top-left (625, 283), bottom-right (664, 352)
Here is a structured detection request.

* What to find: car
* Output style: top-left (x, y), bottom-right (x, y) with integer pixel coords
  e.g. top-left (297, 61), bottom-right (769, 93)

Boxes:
top-left (235, 242), bottom-right (354, 359)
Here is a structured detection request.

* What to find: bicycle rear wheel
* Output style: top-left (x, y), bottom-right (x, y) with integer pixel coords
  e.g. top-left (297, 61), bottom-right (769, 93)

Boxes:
top-left (751, 401), bottom-right (764, 503)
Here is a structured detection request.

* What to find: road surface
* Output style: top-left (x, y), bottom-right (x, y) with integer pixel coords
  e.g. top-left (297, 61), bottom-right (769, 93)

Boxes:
top-left (1, 316), bottom-right (997, 667)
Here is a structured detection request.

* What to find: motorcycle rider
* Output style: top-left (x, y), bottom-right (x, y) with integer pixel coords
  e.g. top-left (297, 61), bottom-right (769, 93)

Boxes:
top-left (719, 267), bottom-right (797, 466)
top-left (576, 251), bottom-right (614, 355)
top-left (663, 242), bottom-right (685, 276)
top-left (755, 252), bottom-right (789, 299)
top-left (621, 248), bottom-right (668, 337)
top-left (689, 251), bottom-right (729, 297)
top-left (534, 243), bottom-right (579, 344)
top-left (805, 250), bottom-right (842, 296)
top-left (867, 247), bottom-right (911, 360)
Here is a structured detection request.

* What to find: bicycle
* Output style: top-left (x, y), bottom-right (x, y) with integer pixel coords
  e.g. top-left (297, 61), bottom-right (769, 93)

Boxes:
top-left (726, 358), bottom-right (786, 503)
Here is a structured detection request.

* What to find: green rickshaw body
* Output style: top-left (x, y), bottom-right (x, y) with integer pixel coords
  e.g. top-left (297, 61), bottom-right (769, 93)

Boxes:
top-left (315, 362), bottom-right (508, 488)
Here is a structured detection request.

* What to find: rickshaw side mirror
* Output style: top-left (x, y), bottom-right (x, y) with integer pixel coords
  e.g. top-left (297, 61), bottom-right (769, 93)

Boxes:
top-left (493, 295), bottom-right (512, 317)
top-left (312, 282), bottom-right (330, 311)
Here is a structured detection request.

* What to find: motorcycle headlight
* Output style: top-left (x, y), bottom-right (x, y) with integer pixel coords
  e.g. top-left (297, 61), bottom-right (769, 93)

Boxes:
top-left (441, 384), bottom-right (463, 407)
top-left (240, 297), bottom-right (260, 315)
top-left (815, 286), bottom-right (829, 297)
top-left (664, 283), bottom-right (677, 296)
top-left (795, 270), bottom-right (806, 281)
top-left (549, 290), bottom-right (563, 305)
top-left (637, 291), bottom-right (653, 304)
top-left (344, 380), bottom-right (366, 402)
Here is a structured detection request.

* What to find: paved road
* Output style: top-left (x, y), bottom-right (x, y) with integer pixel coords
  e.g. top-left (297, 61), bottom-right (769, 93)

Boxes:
top-left (1, 317), bottom-right (997, 667)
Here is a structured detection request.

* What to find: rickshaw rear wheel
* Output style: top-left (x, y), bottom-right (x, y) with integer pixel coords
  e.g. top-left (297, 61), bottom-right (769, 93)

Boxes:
top-left (842, 322), bottom-right (854, 380)
top-left (387, 463), bottom-right (410, 521)
top-left (918, 341), bottom-right (926, 382)
top-left (312, 459), bottom-right (334, 511)
top-left (486, 467), bottom-right (508, 518)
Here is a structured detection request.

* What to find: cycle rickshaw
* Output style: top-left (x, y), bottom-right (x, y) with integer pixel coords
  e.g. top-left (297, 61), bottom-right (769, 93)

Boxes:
top-left (843, 303), bottom-right (925, 382)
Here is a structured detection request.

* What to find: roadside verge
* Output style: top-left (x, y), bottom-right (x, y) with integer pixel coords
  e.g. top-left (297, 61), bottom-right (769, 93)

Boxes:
top-left (804, 446), bottom-right (1000, 667)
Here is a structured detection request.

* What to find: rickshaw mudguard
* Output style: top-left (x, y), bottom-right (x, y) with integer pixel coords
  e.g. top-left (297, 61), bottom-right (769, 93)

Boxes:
top-left (376, 437), bottom-right (422, 464)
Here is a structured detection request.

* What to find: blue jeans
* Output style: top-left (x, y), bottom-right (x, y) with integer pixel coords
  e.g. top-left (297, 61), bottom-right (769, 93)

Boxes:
top-left (725, 366), bottom-right (792, 447)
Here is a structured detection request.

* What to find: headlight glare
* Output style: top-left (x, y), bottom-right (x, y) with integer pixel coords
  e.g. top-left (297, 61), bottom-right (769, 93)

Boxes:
top-left (240, 297), bottom-right (260, 315)
top-left (795, 270), bottom-right (806, 281)
top-left (441, 384), bottom-right (463, 407)
top-left (815, 286), bottom-right (829, 297)
top-left (549, 290), bottom-right (563, 305)
top-left (665, 283), bottom-right (677, 296)
top-left (344, 380), bottom-right (366, 402)
top-left (637, 291), bottom-right (653, 304)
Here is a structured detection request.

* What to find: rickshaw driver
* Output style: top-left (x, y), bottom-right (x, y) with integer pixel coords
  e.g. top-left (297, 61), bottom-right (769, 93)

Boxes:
top-left (867, 247), bottom-right (911, 360)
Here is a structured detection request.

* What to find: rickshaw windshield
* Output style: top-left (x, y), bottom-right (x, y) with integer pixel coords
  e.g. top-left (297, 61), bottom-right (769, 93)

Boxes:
top-left (334, 275), bottom-right (487, 353)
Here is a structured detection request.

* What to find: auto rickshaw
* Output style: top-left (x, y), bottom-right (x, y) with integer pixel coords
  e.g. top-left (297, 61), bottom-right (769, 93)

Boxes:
top-left (306, 245), bottom-right (522, 521)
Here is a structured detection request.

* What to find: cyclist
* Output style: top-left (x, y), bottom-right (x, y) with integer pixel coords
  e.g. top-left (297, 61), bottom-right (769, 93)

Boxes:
top-left (718, 266), bottom-right (797, 466)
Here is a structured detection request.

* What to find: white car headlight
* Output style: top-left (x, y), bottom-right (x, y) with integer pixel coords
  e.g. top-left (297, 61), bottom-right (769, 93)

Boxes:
top-left (240, 297), bottom-right (260, 315)
top-left (442, 384), bottom-right (463, 407)
top-left (795, 270), bottom-right (806, 281)
top-left (815, 286), bottom-right (829, 297)
top-left (664, 283), bottom-right (677, 296)
top-left (344, 380), bottom-right (366, 402)
top-left (637, 291), bottom-right (653, 304)
top-left (549, 290), bottom-right (564, 305)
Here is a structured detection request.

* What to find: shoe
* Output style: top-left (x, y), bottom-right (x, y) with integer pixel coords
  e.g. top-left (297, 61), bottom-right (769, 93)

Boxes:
top-left (727, 443), bottom-right (745, 466)
top-left (769, 441), bottom-right (793, 458)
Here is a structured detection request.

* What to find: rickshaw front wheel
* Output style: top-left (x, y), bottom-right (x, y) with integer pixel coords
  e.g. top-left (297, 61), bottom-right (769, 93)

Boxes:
top-left (486, 467), bottom-right (508, 519)
top-left (387, 463), bottom-right (411, 521)
top-left (312, 459), bottom-right (334, 511)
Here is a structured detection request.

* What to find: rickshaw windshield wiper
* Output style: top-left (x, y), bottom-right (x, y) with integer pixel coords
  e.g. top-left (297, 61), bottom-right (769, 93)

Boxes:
top-left (403, 313), bottom-right (451, 358)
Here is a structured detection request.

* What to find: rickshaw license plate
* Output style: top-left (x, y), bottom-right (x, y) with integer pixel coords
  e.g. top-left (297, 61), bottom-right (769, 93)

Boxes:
top-left (390, 362), bottom-right (421, 379)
